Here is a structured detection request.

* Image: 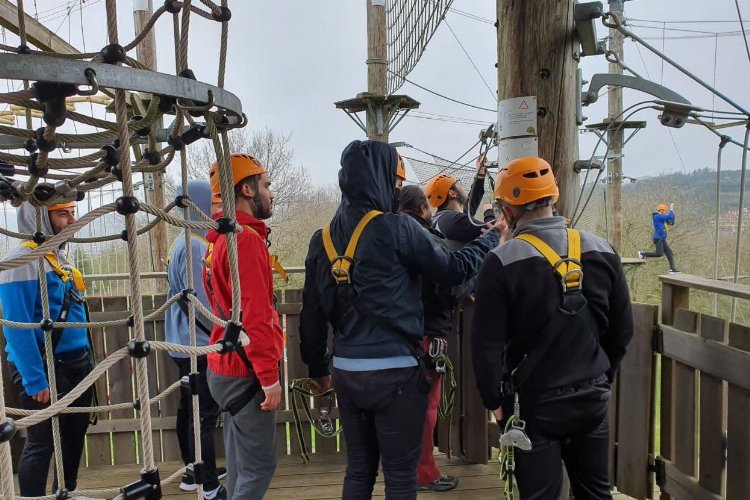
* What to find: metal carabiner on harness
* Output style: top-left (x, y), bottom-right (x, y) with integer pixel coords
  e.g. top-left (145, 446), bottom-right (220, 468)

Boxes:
top-left (317, 395), bottom-right (336, 436)
top-left (428, 337), bottom-right (448, 373)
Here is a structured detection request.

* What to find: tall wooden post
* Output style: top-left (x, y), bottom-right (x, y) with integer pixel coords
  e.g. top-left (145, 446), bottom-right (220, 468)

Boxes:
top-left (607, 0), bottom-right (625, 252)
top-left (134, 0), bottom-right (167, 275)
top-left (366, 0), bottom-right (388, 142)
top-left (496, 0), bottom-right (579, 218)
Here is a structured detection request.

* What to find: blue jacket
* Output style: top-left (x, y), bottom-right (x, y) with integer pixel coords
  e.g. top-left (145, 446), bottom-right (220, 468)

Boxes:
top-left (652, 210), bottom-right (674, 240)
top-left (0, 203), bottom-right (89, 395)
top-left (299, 140), bottom-right (499, 377)
top-left (165, 180), bottom-right (213, 357)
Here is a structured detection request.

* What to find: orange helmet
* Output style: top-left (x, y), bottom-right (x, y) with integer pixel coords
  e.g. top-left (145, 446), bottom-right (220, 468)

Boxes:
top-left (209, 153), bottom-right (267, 202)
top-left (48, 201), bottom-right (76, 212)
top-left (396, 154), bottom-right (406, 181)
top-left (657, 203), bottom-right (669, 213)
top-left (494, 156), bottom-right (558, 206)
top-left (209, 163), bottom-right (222, 204)
top-left (424, 174), bottom-right (457, 208)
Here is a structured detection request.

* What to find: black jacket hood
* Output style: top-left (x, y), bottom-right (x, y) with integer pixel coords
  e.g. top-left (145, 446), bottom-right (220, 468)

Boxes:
top-left (332, 140), bottom-right (397, 238)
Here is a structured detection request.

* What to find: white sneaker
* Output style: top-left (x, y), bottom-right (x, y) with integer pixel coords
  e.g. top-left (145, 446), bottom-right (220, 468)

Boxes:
top-left (669, 270), bottom-right (682, 275)
top-left (637, 251), bottom-right (644, 260)
top-left (180, 463), bottom-right (198, 492)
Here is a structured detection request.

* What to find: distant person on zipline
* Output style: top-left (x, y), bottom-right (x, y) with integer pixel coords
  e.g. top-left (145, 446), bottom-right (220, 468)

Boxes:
top-left (638, 203), bottom-right (679, 274)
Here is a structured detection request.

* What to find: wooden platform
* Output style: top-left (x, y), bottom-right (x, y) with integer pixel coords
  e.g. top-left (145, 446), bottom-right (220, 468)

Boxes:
top-left (63, 452), bottom-right (637, 499)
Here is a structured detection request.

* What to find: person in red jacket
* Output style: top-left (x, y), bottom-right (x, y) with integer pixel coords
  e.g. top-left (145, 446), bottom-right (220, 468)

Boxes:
top-left (204, 153), bottom-right (284, 500)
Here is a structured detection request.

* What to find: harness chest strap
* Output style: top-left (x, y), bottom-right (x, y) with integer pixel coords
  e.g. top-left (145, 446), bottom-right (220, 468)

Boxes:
top-left (322, 210), bottom-right (383, 282)
top-left (514, 228), bottom-right (582, 291)
top-left (203, 225), bottom-right (288, 286)
top-left (21, 241), bottom-right (87, 292)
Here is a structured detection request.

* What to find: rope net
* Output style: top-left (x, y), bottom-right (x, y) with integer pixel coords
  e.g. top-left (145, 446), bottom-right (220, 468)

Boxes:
top-left (386, 0), bottom-right (454, 95)
top-left (0, 1), bottom-right (248, 498)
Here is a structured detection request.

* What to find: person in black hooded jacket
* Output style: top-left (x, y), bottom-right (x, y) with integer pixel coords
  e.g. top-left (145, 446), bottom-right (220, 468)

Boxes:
top-left (299, 140), bottom-right (499, 500)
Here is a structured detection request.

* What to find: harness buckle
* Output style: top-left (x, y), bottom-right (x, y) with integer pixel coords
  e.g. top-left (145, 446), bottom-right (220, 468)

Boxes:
top-left (330, 255), bottom-right (354, 283)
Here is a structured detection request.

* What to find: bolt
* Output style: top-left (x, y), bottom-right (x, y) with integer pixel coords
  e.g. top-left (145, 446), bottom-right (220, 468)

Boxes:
top-left (537, 107), bottom-right (547, 118)
top-left (539, 68), bottom-right (551, 80)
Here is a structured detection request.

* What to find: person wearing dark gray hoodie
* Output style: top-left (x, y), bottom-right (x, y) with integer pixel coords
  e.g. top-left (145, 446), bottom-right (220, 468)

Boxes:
top-left (165, 180), bottom-right (226, 499)
top-left (0, 201), bottom-right (92, 496)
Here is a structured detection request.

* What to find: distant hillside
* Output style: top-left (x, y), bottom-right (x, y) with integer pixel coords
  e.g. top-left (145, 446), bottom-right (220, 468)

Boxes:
top-left (626, 168), bottom-right (750, 212)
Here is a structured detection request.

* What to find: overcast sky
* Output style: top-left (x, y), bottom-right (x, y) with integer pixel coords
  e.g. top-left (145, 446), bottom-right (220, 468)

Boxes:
top-left (4, 0), bottom-right (750, 190)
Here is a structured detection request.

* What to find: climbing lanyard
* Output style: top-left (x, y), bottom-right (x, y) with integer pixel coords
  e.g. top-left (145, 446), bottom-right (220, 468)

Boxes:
top-left (289, 378), bottom-right (342, 463)
top-left (498, 394), bottom-right (533, 499)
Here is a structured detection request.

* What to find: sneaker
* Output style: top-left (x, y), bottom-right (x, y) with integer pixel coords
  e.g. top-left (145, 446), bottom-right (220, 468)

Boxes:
top-left (217, 466), bottom-right (227, 480)
top-left (669, 269), bottom-right (682, 275)
top-left (180, 464), bottom-right (197, 492)
top-left (204, 485), bottom-right (227, 500)
top-left (419, 472), bottom-right (459, 492)
top-left (181, 464), bottom-right (227, 491)
top-left (637, 251), bottom-right (644, 260)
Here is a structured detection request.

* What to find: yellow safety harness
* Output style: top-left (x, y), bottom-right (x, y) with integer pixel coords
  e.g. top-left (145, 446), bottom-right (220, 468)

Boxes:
top-left (322, 210), bottom-right (382, 283)
top-left (167, 232), bottom-right (209, 265)
top-left (203, 225), bottom-right (289, 290)
top-left (497, 228), bottom-right (585, 498)
top-left (515, 228), bottom-right (586, 315)
top-left (515, 228), bottom-right (582, 294)
top-left (20, 241), bottom-right (86, 292)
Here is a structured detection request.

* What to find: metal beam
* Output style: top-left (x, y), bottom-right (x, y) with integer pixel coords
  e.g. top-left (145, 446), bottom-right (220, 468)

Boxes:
top-left (0, 0), bottom-right (79, 54)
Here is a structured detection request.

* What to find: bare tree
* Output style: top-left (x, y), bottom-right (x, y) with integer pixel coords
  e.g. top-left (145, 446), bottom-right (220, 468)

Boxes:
top-left (181, 127), bottom-right (310, 211)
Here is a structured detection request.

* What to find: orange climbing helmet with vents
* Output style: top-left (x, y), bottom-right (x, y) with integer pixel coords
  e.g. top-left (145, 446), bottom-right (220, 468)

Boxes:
top-left (494, 156), bottom-right (559, 206)
top-left (209, 154), bottom-right (267, 202)
top-left (424, 174), bottom-right (457, 208)
top-left (657, 203), bottom-right (669, 213)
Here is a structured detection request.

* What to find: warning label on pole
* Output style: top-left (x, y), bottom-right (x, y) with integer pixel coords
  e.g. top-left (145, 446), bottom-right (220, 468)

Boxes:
top-left (497, 96), bottom-right (538, 139)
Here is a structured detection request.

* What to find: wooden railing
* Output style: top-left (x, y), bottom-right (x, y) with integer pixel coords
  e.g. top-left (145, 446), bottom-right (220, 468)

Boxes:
top-left (656, 274), bottom-right (750, 500)
top-left (3, 271), bottom-right (749, 500)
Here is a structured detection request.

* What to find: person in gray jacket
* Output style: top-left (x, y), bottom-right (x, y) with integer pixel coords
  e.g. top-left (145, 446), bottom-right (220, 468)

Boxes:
top-left (165, 180), bottom-right (225, 499)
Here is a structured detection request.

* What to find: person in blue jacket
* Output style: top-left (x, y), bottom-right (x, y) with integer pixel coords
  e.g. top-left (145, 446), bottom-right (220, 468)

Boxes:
top-left (299, 140), bottom-right (500, 500)
top-left (165, 180), bottom-right (226, 499)
top-left (638, 202), bottom-right (679, 273)
top-left (0, 201), bottom-right (93, 497)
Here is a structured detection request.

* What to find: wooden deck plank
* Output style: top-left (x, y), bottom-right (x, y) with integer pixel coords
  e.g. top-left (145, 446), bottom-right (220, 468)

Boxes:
top-left (17, 452), bottom-right (638, 499)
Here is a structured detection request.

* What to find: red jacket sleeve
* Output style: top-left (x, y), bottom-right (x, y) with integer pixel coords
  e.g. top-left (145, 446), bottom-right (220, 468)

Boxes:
top-left (239, 231), bottom-right (283, 387)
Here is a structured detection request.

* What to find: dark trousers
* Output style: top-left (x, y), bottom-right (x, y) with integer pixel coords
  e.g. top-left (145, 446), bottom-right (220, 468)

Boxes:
top-left (9, 354), bottom-right (93, 496)
top-left (642, 239), bottom-right (677, 271)
top-left (334, 366), bottom-right (428, 500)
top-left (513, 376), bottom-right (612, 500)
top-left (172, 356), bottom-right (221, 491)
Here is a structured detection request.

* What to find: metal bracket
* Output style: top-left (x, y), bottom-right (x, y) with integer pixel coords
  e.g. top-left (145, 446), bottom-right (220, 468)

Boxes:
top-left (583, 74), bottom-right (689, 107)
top-left (0, 54), bottom-right (243, 122)
top-left (652, 325), bottom-right (664, 354)
top-left (573, 1), bottom-right (604, 57)
top-left (334, 93), bottom-right (420, 137)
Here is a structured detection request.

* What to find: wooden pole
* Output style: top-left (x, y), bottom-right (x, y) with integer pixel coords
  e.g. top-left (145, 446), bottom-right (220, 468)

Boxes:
top-left (133, 0), bottom-right (167, 276)
top-left (496, 0), bottom-right (579, 218)
top-left (607, 0), bottom-right (625, 252)
top-left (366, 0), bottom-right (388, 142)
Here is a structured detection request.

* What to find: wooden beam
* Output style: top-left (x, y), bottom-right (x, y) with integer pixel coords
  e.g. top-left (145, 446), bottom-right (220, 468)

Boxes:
top-left (0, 0), bottom-right (79, 54)
top-left (660, 324), bottom-right (750, 390)
top-left (660, 274), bottom-right (750, 302)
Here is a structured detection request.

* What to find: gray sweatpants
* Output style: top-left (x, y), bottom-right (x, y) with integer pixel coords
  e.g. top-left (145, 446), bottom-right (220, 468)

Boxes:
top-left (207, 370), bottom-right (277, 500)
